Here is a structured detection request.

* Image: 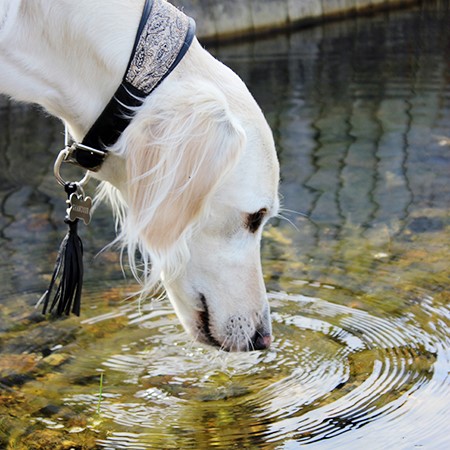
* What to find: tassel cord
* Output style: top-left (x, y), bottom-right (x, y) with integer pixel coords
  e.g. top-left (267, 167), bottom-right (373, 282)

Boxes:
top-left (41, 183), bottom-right (84, 316)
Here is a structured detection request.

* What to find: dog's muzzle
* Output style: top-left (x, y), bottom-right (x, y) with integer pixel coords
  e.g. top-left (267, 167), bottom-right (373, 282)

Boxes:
top-left (198, 295), bottom-right (272, 352)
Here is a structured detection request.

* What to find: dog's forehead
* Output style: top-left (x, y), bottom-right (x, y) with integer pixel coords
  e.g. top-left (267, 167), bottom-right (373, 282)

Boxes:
top-left (225, 120), bottom-right (278, 206)
top-left (216, 146), bottom-right (279, 214)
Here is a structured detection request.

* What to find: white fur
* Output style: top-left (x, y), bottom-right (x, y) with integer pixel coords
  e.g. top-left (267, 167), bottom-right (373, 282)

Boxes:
top-left (0, 0), bottom-right (280, 351)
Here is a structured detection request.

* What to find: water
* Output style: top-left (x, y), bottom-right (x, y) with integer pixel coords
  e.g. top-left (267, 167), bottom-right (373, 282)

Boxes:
top-left (1, 2), bottom-right (449, 449)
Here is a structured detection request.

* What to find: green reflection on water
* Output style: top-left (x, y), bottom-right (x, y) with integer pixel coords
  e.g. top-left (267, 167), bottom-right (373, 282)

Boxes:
top-left (1, 1), bottom-right (449, 449)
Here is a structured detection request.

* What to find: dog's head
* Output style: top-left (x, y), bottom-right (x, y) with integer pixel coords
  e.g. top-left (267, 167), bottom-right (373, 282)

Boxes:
top-left (102, 61), bottom-right (279, 352)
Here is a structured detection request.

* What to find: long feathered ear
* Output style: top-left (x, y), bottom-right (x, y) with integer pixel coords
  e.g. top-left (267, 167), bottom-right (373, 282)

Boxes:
top-left (123, 80), bottom-right (246, 276)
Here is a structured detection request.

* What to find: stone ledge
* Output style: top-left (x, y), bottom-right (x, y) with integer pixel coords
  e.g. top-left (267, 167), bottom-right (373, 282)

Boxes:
top-left (174, 0), bottom-right (420, 40)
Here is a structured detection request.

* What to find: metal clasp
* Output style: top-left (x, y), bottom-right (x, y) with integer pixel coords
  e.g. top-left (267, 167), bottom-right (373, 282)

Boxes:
top-left (54, 146), bottom-right (91, 187)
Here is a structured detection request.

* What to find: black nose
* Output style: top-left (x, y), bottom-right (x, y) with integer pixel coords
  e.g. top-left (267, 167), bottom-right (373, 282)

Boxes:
top-left (252, 333), bottom-right (272, 350)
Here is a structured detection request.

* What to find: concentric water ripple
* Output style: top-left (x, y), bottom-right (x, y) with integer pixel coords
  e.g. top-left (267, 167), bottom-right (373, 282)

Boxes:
top-left (61, 292), bottom-right (450, 449)
top-left (265, 293), bottom-right (448, 448)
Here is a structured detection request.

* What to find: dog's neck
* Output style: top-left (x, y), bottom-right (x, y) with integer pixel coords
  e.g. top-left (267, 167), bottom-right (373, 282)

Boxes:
top-left (0, 0), bottom-right (144, 141)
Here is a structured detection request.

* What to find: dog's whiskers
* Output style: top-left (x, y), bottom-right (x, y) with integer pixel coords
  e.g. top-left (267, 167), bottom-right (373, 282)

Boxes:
top-left (243, 328), bottom-right (255, 352)
top-left (278, 207), bottom-right (309, 218)
top-left (277, 207), bottom-right (318, 230)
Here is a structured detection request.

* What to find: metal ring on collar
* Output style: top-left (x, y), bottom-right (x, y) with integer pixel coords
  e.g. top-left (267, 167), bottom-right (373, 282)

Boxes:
top-left (54, 147), bottom-right (91, 187)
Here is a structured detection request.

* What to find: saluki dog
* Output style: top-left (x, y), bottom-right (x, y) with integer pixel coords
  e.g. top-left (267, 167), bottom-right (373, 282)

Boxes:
top-left (0, 0), bottom-right (280, 351)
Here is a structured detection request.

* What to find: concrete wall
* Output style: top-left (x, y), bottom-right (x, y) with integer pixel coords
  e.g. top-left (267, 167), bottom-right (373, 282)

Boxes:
top-left (174, 0), bottom-right (420, 40)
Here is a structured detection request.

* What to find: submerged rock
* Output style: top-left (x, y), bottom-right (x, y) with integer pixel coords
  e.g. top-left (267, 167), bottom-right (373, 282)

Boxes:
top-left (408, 216), bottom-right (444, 233)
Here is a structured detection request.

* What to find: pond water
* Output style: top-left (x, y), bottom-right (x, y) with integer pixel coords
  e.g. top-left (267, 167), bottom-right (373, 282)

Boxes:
top-left (1, 2), bottom-right (449, 449)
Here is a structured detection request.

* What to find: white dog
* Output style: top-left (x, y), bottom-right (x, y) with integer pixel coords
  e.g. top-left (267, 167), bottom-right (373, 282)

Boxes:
top-left (0, 0), bottom-right (279, 351)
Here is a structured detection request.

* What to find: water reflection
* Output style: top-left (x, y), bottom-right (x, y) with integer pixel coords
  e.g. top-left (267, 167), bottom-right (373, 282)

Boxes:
top-left (223, 10), bottom-right (449, 225)
top-left (213, 2), bottom-right (450, 305)
top-left (1, 2), bottom-right (449, 449)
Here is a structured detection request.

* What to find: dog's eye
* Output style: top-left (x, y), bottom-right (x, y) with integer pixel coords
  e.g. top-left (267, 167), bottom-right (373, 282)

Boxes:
top-left (246, 208), bottom-right (267, 233)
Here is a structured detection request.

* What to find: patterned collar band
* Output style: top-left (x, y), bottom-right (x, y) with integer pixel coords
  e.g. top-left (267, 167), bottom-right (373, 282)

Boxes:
top-left (70, 0), bottom-right (196, 171)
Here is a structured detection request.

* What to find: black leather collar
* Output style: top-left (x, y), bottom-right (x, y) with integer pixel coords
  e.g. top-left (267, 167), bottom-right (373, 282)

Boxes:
top-left (71, 0), bottom-right (195, 171)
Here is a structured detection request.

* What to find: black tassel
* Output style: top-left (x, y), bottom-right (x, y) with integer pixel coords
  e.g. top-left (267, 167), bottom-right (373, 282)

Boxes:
top-left (41, 183), bottom-right (84, 316)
